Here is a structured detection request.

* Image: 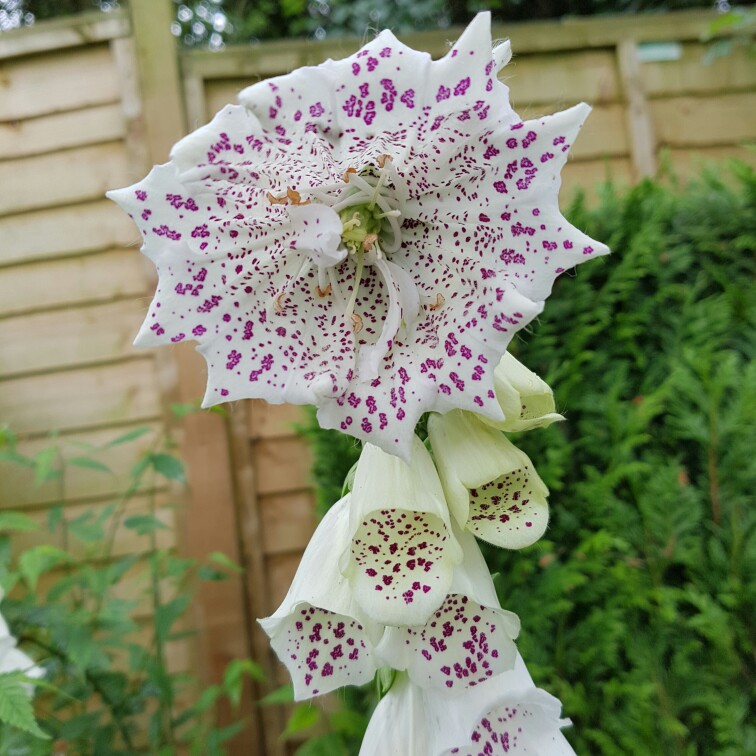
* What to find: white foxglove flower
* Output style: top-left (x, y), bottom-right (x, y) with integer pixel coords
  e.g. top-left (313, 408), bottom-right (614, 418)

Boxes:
top-left (360, 655), bottom-right (575, 756)
top-left (259, 496), bottom-right (382, 700)
top-left (0, 592), bottom-right (44, 691)
top-left (376, 525), bottom-right (519, 693)
top-left (483, 352), bottom-right (563, 432)
top-left (343, 436), bottom-right (463, 626)
top-left (428, 410), bottom-right (549, 549)
top-left (107, 12), bottom-right (608, 459)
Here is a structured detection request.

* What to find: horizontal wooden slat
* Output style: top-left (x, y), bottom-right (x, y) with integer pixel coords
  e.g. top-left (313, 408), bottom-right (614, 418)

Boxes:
top-left (662, 145), bottom-right (756, 181)
top-left (0, 299), bottom-right (148, 379)
top-left (0, 358), bottom-right (163, 435)
top-left (0, 11), bottom-right (129, 60)
top-left (561, 157), bottom-right (634, 201)
top-left (0, 44), bottom-right (120, 121)
top-left (0, 200), bottom-right (139, 266)
top-left (0, 141), bottom-right (132, 216)
top-left (259, 491), bottom-right (316, 555)
top-left (184, 10), bottom-right (718, 82)
top-left (254, 437), bottom-right (313, 496)
top-left (10, 493), bottom-right (176, 559)
top-left (247, 400), bottom-right (307, 441)
top-left (0, 423), bottom-right (164, 509)
top-left (643, 42), bottom-right (756, 97)
top-left (507, 49), bottom-right (619, 108)
top-left (0, 103), bottom-right (126, 160)
top-left (0, 249), bottom-right (147, 318)
top-left (652, 93), bottom-right (756, 148)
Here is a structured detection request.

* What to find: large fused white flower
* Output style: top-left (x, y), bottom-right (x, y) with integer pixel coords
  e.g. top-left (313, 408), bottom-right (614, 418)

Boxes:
top-left (360, 655), bottom-right (575, 756)
top-left (108, 12), bottom-right (608, 458)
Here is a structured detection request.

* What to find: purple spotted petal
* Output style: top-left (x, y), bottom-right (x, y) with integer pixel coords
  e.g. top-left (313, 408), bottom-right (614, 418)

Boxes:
top-left (376, 524), bottom-right (519, 694)
top-left (360, 656), bottom-right (575, 756)
top-left (108, 11), bottom-right (608, 458)
top-left (428, 411), bottom-right (550, 549)
top-left (259, 497), bottom-right (381, 700)
top-left (343, 437), bottom-right (463, 626)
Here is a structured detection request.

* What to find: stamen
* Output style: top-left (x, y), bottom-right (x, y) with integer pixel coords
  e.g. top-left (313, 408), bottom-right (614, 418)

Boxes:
top-left (287, 188), bottom-right (310, 206)
top-left (273, 291), bottom-right (287, 313)
top-left (351, 313), bottom-right (363, 333)
top-left (363, 233), bottom-right (378, 252)
top-left (267, 191), bottom-right (289, 205)
top-left (429, 293), bottom-right (445, 311)
top-left (316, 284), bottom-right (332, 297)
top-left (343, 167), bottom-right (357, 183)
top-left (376, 154), bottom-right (391, 168)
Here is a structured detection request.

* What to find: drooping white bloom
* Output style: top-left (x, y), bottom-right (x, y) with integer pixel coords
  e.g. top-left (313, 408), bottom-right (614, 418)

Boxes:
top-left (360, 656), bottom-right (575, 756)
top-left (428, 410), bottom-right (549, 549)
top-left (107, 12), bottom-right (609, 459)
top-left (342, 436), bottom-right (463, 626)
top-left (482, 352), bottom-right (563, 433)
top-left (258, 496), bottom-right (382, 700)
top-left (376, 524), bottom-right (519, 693)
top-left (0, 591), bottom-right (44, 691)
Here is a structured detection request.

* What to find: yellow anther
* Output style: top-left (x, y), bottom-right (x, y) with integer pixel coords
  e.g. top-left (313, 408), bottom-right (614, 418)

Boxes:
top-left (429, 293), bottom-right (445, 311)
top-left (376, 154), bottom-right (392, 168)
top-left (343, 167), bottom-right (357, 183)
top-left (363, 233), bottom-right (378, 252)
top-left (351, 313), bottom-right (363, 333)
top-left (267, 191), bottom-right (289, 205)
top-left (287, 188), bottom-right (310, 206)
top-left (316, 284), bottom-right (332, 297)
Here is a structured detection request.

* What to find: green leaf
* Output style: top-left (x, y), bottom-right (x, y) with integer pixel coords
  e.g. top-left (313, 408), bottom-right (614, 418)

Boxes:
top-left (19, 546), bottom-right (70, 590)
top-left (0, 512), bottom-right (39, 533)
top-left (33, 447), bottom-right (58, 486)
top-left (170, 401), bottom-right (201, 418)
top-left (124, 514), bottom-right (169, 536)
top-left (296, 733), bottom-right (347, 756)
top-left (102, 426), bottom-right (152, 448)
top-left (47, 506), bottom-right (63, 533)
top-left (208, 551), bottom-right (243, 574)
top-left (154, 595), bottom-right (191, 643)
top-left (328, 709), bottom-right (366, 739)
top-left (0, 673), bottom-right (49, 739)
top-left (223, 659), bottom-right (265, 708)
top-left (149, 453), bottom-right (186, 483)
top-left (196, 565), bottom-right (230, 581)
top-left (258, 683), bottom-right (293, 706)
top-left (67, 456), bottom-right (113, 474)
top-left (281, 703), bottom-right (320, 739)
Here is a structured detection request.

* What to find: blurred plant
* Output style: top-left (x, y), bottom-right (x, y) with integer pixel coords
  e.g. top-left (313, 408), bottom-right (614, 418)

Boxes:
top-left (702, 2), bottom-right (756, 62)
top-left (0, 417), bottom-right (263, 754)
top-left (301, 163), bottom-right (756, 754)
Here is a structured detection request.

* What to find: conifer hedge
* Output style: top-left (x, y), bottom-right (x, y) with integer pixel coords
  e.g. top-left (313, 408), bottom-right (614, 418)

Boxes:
top-left (302, 163), bottom-right (755, 755)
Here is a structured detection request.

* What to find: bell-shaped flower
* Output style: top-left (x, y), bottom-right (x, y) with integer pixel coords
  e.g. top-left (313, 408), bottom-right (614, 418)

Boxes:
top-left (482, 352), bottom-right (563, 432)
top-left (342, 435), bottom-right (464, 627)
top-left (428, 410), bottom-right (549, 549)
top-left (360, 655), bottom-right (575, 756)
top-left (0, 593), bottom-right (44, 692)
top-left (258, 496), bottom-right (382, 700)
top-left (376, 524), bottom-right (519, 694)
top-left (107, 12), bottom-right (608, 460)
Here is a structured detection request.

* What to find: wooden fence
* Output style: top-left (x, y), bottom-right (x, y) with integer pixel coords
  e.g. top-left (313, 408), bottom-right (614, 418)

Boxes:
top-left (0, 2), bottom-right (754, 753)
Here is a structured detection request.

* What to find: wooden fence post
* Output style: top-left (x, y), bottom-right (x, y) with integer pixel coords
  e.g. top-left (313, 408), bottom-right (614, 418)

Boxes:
top-left (617, 38), bottom-right (657, 180)
top-left (125, 1), bottom-right (264, 752)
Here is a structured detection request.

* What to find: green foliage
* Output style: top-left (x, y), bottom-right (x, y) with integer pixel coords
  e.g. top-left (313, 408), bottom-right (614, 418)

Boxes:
top-left (0, 426), bottom-right (264, 753)
top-left (302, 164), bottom-right (756, 754)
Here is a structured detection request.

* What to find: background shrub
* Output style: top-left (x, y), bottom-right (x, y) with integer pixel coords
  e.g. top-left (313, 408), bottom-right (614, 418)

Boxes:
top-left (302, 164), bottom-right (756, 755)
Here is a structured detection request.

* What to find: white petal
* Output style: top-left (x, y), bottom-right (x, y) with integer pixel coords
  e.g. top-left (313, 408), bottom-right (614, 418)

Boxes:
top-left (343, 436), bottom-right (463, 626)
top-left (259, 496), bottom-right (381, 700)
top-left (428, 411), bottom-right (549, 549)
top-left (481, 352), bottom-right (564, 432)
top-left (361, 656), bottom-right (575, 756)
top-left (377, 528), bottom-right (519, 695)
top-left (288, 203), bottom-right (346, 267)
top-left (492, 40), bottom-right (513, 72)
